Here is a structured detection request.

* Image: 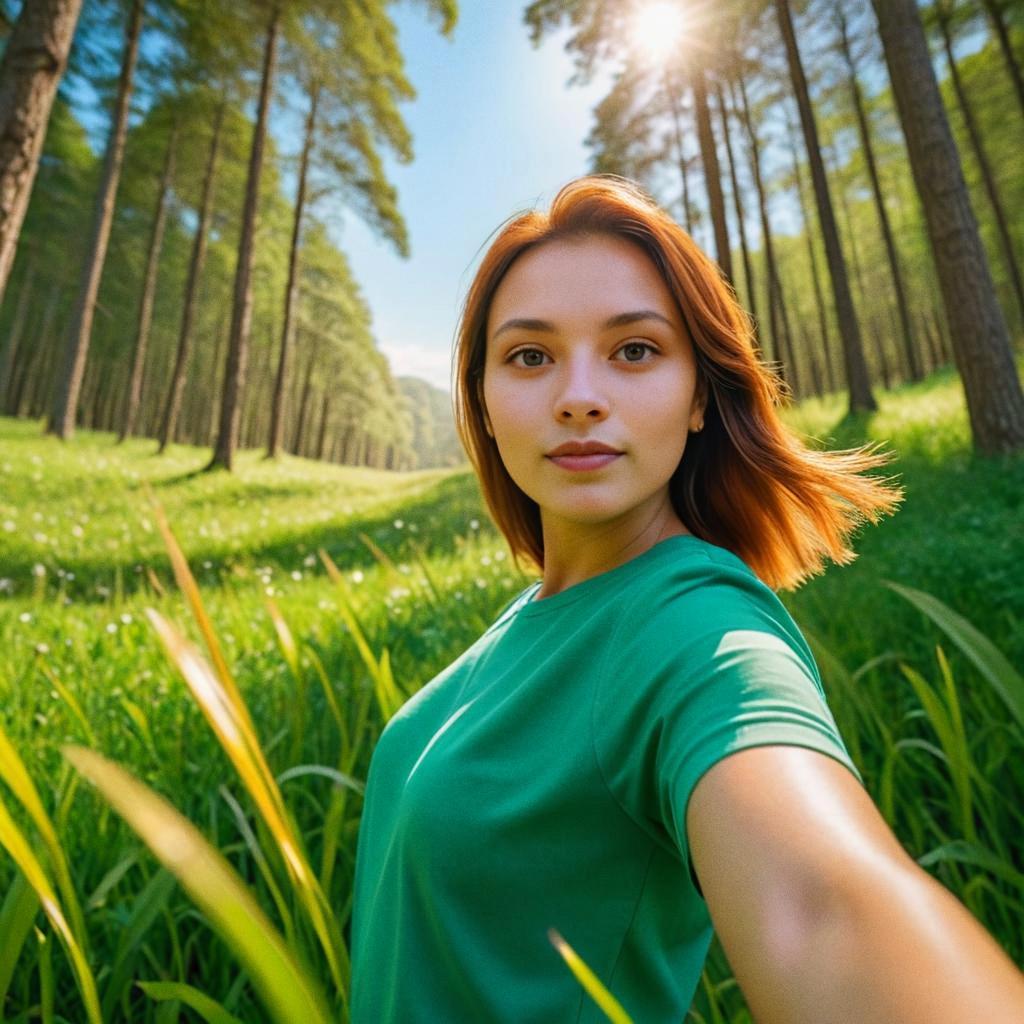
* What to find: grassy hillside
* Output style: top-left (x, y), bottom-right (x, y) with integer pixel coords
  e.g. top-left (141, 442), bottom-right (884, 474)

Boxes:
top-left (0, 359), bottom-right (1022, 1021)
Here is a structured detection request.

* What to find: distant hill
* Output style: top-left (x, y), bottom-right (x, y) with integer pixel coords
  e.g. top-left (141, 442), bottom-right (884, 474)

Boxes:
top-left (396, 377), bottom-right (466, 468)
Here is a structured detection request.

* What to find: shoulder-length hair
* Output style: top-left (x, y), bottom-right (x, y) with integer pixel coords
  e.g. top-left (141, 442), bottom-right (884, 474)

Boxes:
top-left (452, 175), bottom-right (903, 592)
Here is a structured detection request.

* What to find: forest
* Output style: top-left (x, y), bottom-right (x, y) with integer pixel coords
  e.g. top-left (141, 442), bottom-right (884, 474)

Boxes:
top-left (0, 0), bottom-right (1023, 1022)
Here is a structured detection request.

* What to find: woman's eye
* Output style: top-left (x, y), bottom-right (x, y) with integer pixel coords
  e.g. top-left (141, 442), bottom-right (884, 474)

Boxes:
top-left (509, 348), bottom-right (548, 367)
top-left (616, 341), bottom-right (656, 362)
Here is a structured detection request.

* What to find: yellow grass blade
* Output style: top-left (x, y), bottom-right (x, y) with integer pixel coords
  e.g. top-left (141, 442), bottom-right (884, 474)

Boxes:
top-left (36, 660), bottom-right (97, 746)
top-left (547, 928), bottom-right (634, 1024)
top-left (0, 722), bottom-right (88, 951)
top-left (0, 796), bottom-right (101, 1024)
top-left (144, 607), bottom-right (350, 1002)
top-left (64, 747), bottom-right (332, 1024)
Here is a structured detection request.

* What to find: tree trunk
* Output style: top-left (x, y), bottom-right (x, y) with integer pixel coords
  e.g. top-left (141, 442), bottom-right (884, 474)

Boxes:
top-left (713, 79), bottom-right (757, 329)
top-left (664, 68), bottom-right (693, 235)
top-left (294, 338), bottom-right (317, 454)
top-left (205, 308), bottom-right (229, 447)
top-left (207, 3), bottom-right (281, 471)
top-left (732, 71), bottom-right (784, 373)
top-left (0, 241), bottom-right (37, 409)
top-left (774, 0), bottom-right (875, 413)
top-left (268, 78), bottom-right (319, 458)
top-left (937, 5), bottom-right (1024, 330)
top-left (835, 4), bottom-right (920, 383)
top-left (690, 64), bottom-right (732, 282)
top-left (783, 105), bottom-right (832, 396)
top-left (0, 0), bottom-right (83, 304)
top-left (872, 0), bottom-right (1024, 452)
top-left (18, 278), bottom-right (61, 416)
top-left (316, 393), bottom-right (330, 460)
top-left (48, 0), bottom-right (143, 440)
top-left (979, 0), bottom-right (1024, 124)
top-left (158, 99), bottom-right (224, 453)
top-left (119, 119), bottom-right (177, 441)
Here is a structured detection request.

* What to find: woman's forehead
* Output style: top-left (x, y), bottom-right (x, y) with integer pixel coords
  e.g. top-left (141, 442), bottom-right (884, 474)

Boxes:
top-left (487, 235), bottom-right (679, 332)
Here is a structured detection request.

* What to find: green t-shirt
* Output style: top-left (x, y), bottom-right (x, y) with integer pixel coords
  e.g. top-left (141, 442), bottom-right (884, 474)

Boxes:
top-left (350, 534), bottom-right (863, 1022)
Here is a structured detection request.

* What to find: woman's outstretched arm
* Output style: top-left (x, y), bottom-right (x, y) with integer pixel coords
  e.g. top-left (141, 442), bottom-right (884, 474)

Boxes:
top-left (687, 745), bottom-right (1024, 1023)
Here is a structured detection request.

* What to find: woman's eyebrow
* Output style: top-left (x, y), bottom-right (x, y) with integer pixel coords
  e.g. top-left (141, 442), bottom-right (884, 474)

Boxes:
top-left (491, 309), bottom-right (674, 341)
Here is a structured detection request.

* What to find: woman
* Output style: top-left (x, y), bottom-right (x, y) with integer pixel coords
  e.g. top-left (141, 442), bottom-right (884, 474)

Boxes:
top-left (349, 176), bottom-right (1024, 1022)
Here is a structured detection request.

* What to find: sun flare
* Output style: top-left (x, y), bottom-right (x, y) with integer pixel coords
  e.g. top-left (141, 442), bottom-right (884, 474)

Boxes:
top-left (629, 1), bottom-right (690, 65)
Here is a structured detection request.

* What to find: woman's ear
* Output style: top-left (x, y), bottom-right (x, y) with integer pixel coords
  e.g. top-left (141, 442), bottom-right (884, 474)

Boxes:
top-left (689, 374), bottom-right (709, 433)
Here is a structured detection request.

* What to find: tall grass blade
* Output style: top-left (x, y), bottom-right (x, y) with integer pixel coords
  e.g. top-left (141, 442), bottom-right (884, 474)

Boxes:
top-left (36, 925), bottom-right (54, 1024)
top-left (143, 607), bottom-right (350, 1003)
top-left (137, 980), bottom-right (246, 1024)
top-left (881, 580), bottom-right (1024, 732)
top-left (64, 746), bottom-right (333, 1024)
top-left (916, 839), bottom-right (1024, 895)
top-left (36, 660), bottom-right (96, 746)
top-left (0, 722), bottom-right (89, 952)
top-left (0, 870), bottom-right (39, 1010)
top-left (0, 797), bottom-right (101, 1023)
top-left (547, 928), bottom-right (633, 1023)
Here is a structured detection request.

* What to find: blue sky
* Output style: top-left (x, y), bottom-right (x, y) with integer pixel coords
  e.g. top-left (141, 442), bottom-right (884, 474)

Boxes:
top-left (337, 4), bottom-right (614, 394)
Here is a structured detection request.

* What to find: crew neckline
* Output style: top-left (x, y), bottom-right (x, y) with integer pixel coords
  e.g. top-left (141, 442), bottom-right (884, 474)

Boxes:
top-left (516, 534), bottom-right (709, 617)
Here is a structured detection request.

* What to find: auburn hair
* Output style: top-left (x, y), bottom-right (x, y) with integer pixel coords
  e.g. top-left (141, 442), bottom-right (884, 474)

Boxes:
top-left (452, 175), bottom-right (903, 592)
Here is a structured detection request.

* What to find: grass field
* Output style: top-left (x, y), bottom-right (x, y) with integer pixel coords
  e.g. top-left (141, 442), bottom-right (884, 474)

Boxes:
top-left (1, 361), bottom-right (1022, 1022)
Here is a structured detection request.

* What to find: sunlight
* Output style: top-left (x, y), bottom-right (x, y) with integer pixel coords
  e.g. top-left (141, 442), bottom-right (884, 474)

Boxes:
top-left (629, 1), bottom-right (692, 66)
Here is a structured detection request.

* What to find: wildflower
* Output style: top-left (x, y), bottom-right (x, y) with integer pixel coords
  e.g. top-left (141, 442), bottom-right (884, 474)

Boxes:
top-left (495, 551), bottom-right (506, 561)
top-left (0, 578), bottom-right (11, 593)
top-left (18, 612), bottom-right (31, 623)
top-left (394, 519), bottom-right (404, 530)
top-left (469, 519), bottom-right (480, 530)
top-left (481, 555), bottom-right (492, 566)
top-left (291, 570), bottom-right (302, 581)
top-left (3, 520), bottom-right (15, 532)
top-left (71, 524), bottom-right (84, 538)
top-left (303, 554), bottom-right (316, 567)
top-left (475, 578), bottom-right (487, 589)
top-left (32, 563), bottom-right (46, 577)
top-left (106, 623), bottom-right (117, 634)
top-left (202, 560), bottom-right (212, 569)
top-left (33, 532), bottom-right (48, 544)
top-left (352, 570), bottom-right (364, 584)
top-left (35, 643), bottom-right (49, 655)
top-left (120, 613), bottom-right (133, 625)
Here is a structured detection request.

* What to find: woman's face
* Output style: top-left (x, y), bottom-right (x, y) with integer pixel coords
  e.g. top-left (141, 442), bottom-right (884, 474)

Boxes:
top-left (482, 234), bottom-right (705, 535)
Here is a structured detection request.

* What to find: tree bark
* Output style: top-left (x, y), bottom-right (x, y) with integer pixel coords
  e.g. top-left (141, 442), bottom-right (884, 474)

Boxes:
top-left (294, 336), bottom-right (318, 455)
top-left (690, 64), bottom-right (732, 282)
top-left (48, 0), bottom-right (143, 439)
top-left (316, 393), bottom-right (330, 460)
top-left (119, 119), bottom-right (177, 441)
top-left (835, 4), bottom-right (920, 383)
top-left (872, 0), bottom-right (1024, 452)
top-left (207, 3), bottom-right (281, 470)
top-left (268, 78), bottom-right (319, 458)
top-left (936, 4), bottom-right (1024, 330)
top-left (0, 0), bottom-right (83, 305)
top-left (979, 0), bottom-right (1024, 124)
top-left (783, 105), bottom-right (831, 396)
top-left (664, 68), bottom-right (693, 235)
top-left (774, 0), bottom-right (875, 413)
top-left (713, 78), bottom-right (757, 328)
top-left (158, 99), bottom-right (224, 453)
top-left (0, 241), bottom-right (37, 410)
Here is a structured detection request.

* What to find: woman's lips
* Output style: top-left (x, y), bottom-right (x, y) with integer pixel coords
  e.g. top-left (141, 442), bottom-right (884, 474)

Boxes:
top-left (547, 453), bottom-right (622, 471)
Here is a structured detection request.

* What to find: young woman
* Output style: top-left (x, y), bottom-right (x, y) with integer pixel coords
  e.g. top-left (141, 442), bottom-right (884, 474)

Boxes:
top-left (349, 176), bottom-right (1024, 1022)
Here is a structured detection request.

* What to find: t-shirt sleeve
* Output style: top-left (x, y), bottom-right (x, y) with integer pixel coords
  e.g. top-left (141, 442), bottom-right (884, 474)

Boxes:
top-left (590, 558), bottom-right (864, 899)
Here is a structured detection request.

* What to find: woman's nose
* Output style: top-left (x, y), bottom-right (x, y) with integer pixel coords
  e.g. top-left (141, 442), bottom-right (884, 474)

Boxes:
top-left (553, 355), bottom-right (610, 422)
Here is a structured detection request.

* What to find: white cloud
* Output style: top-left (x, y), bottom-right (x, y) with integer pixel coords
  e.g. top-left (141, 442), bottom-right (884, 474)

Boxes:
top-left (380, 341), bottom-right (453, 393)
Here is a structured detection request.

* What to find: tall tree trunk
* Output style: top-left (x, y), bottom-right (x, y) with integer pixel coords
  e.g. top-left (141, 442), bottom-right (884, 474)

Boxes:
top-left (664, 68), bottom-right (693, 235)
top-left (119, 119), bottom-right (177, 441)
top-left (835, 4), bottom-right (920, 382)
top-left (294, 337), bottom-right (318, 454)
top-left (158, 99), bottom-right (224, 453)
top-left (872, 0), bottom-right (1024, 452)
top-left (979, 0), bottom-right (1024, 124)
top-left (316, 393), bottom-right (330, 460)
top-left (268, 78), bottom-right (319, 458)
top-left (774, 0), bottom-right (875, 413)
top-left (207, 3), bottom-right (281, 470)
top-left (0, 0), bottom-right (83, 305)
top-left (783, 105), bottom-right (832, 395)
top-left (691, 64), bottom-right (732, 281)
top-left (713, 79), bottom-right (757, 328)
top-left (48, 0), bottom-right (143, 440)
top-left (936, 4), bottom-right (1024, 329)
top-left (732, 71), bottom-right (784, 373)
top-left (0, 241), bottom-right (37, 409)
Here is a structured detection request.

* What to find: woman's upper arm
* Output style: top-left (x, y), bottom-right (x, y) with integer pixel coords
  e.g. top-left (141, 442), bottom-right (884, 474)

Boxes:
top-left (685, 745), bottom-right (916, 990)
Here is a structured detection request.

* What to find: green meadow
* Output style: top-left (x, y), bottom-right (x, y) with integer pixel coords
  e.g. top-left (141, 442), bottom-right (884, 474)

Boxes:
top-left (0, 361), bottom-right (1022, 1023)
